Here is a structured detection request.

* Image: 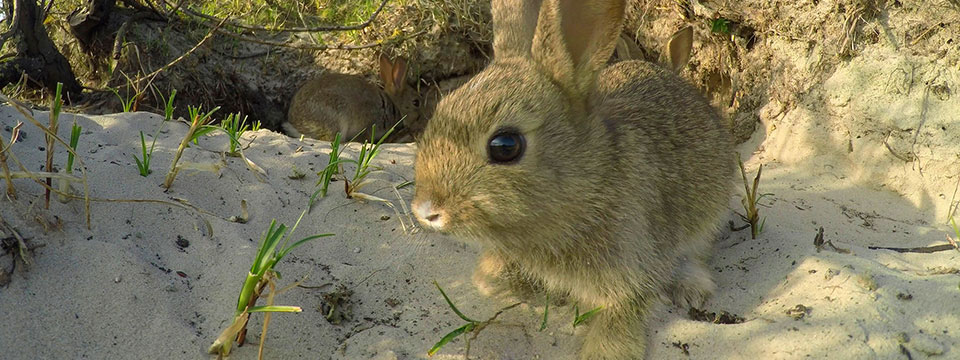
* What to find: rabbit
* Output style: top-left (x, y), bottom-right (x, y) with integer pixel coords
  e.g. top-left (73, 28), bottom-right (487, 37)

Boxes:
top-left (420, 75), bottom-right (473, 127)
top-left (613, 26), bottom-right (694, 74)
top-left (282, 55), bottom-right (420, 142)
top-left (386, 75), bottom-right (473, 142)
top-left (410, 0), bottom-right (734, 359)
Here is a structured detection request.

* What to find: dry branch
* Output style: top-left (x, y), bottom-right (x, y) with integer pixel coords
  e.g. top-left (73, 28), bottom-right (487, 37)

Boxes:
top-left (162, 0), bottom-right (388, 33)
top-left (157, 0), bottom-right (414, 52)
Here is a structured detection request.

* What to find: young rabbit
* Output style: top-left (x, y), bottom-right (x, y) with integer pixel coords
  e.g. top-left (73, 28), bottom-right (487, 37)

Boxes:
top-left (411, 0), bottom-right (733, 359)
top-left (420, 75), bottom-right (473, 127)
top-left (282, 55), bottom-right (420, 142)
top-left (614, 26), bottom-right (694, 74)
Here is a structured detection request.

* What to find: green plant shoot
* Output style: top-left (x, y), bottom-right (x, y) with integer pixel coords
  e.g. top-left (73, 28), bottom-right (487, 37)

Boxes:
top-left (209, 210), bottom-right (333, 357)
top-left (157, 88), bottom-right (177, 121)
top-left (133, 131), bottom-right (157, 176)
top-left (66, 122), bottom-right (81, 173)
top-left (573, 303), bottom-right (604, 328)
top-left (220, 112), bottom-right (251, 154)
top-left (162, 105), bottom-right (219, 189)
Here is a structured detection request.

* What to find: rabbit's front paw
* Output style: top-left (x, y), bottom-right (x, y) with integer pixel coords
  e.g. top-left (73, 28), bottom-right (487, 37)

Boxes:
top-left (472, 250), bottom-right (549, 302)
top-left (667, 260), bottom-right (716, 309)
top-left (472, 250), bottom-right (511, 297)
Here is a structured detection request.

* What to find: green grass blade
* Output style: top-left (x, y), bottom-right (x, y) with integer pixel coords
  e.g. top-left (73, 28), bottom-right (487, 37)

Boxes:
top-left (427, 323), bottom-right (474, 356)
top-left (66, 122), bottom-right (81, 173)
top-left (539, 293), bottom-right (549, 332)
top-left (276, 233), bottom-right (334, 261)
top-left (251, 220), bottom-right (286, 274)
top-left (248, 305), bottom-right (302, 313)
top-left (573, 305), bottom-right (604, 327)
top-left (433, 281), bottom-right (476, 323)
top-left (235, 271), bottom-right (261, 315)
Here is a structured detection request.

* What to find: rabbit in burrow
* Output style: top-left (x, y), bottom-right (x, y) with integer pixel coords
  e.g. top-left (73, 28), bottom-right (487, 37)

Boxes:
top-left (283, 55), bottom-right (420, 142)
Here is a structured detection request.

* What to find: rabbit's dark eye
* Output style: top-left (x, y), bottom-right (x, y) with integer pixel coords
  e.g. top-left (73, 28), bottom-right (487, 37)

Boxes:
top-left (412, 99), bottom-right (420, 107)
top-left (487, 130), bottom-right (525, 164)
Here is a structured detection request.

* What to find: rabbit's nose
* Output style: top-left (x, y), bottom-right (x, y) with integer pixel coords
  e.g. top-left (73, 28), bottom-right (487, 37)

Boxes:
top-left (413, 200), bottom-right (446, 231)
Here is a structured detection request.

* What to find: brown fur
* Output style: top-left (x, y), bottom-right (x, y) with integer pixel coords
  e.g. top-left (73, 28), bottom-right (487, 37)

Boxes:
top-left (283, 56), bottom-right (420, 142)
top-left (420, 75), bottom-right (473, 127)
top-left (412, 0), bottom-right (734, 359)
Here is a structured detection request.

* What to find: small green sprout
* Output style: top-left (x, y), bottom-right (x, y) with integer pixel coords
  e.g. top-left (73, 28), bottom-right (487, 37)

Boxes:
top-left (220, 112), bottom-right (251, 155)
top-left (573, 303), bottom-right (604, 328)
top-left (310, 120), bottom-right (401, 207)
top-left (348, 122), bottom-right (399, 196)
top-left (208, 210), bottom-right (333, 358)
top-left (57, 121), bottom-right (83, 203)
top-left (737, 153), bottom-right (771, 239)
top-left (66, 122), bottom-right (81, 173)
top-left (109, 83), bottom-right (142, 113)
top-left (539, 293), bottom-right (549, 332)
top-left (133, 130), bottom-right (157, 177)
top-left (163, 105), bottom-right (220, 189)
top-left (157, 88), bottom-right (177, 121)
top-left (710, 18), bottom-right (732, 34)
top-left (312, 132), bottom-right (344, 202)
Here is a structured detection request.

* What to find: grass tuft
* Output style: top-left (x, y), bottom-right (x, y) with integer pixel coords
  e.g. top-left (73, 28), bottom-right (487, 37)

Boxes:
top-left (219, 112), bottom-right (258, 155)
top-left (133, 130), bottom-right (158, 177)
top-left (162, 105), bottom-right (220, 189)
top-left (208, 210), bottom-right (333, 358)
top-left (737, 153), bottom-right (770, 239)
top-left (310, 120), bottom-right (400, 206)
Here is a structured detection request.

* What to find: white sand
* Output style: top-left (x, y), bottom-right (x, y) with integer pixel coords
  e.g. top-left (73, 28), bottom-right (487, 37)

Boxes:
top-left (1, 42), bottom-right (959, 360)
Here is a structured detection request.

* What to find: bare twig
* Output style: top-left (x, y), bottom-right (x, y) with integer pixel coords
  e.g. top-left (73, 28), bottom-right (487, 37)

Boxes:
top-left (868, 243), bottom-right (958, 254)
top-left (814, 227), bottom-right (851, 254)
top-left (464, 302), bottom-right (523, 358)
top-left (883, 131), bottom-right (915, 162)
top-left (0, 126), bottom-right (17, 199)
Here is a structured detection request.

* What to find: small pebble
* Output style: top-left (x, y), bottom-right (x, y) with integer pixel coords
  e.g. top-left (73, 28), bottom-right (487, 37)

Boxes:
top-left (857, 273), bottom-right (878, 291)
top-left (824, 268), bottom-right (841, 281)
top-left (353, 247), bottom-right (361, 253)
top-left (381, 215), bottom-right (391, 221)
top-left (114, 276), bottom-right (122, 283)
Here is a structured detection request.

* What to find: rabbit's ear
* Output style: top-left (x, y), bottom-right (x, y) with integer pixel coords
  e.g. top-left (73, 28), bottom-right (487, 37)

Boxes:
top-left (379, 55), bottom-right (397, 93)
top-left (491, 0), bottom-right (543, 58)
top-left (531, 0), bottom-right (625, 97)
top-left (667, 26), bottom-right (693, 73)
top-left (391, 58), bottom-right (409, 94)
